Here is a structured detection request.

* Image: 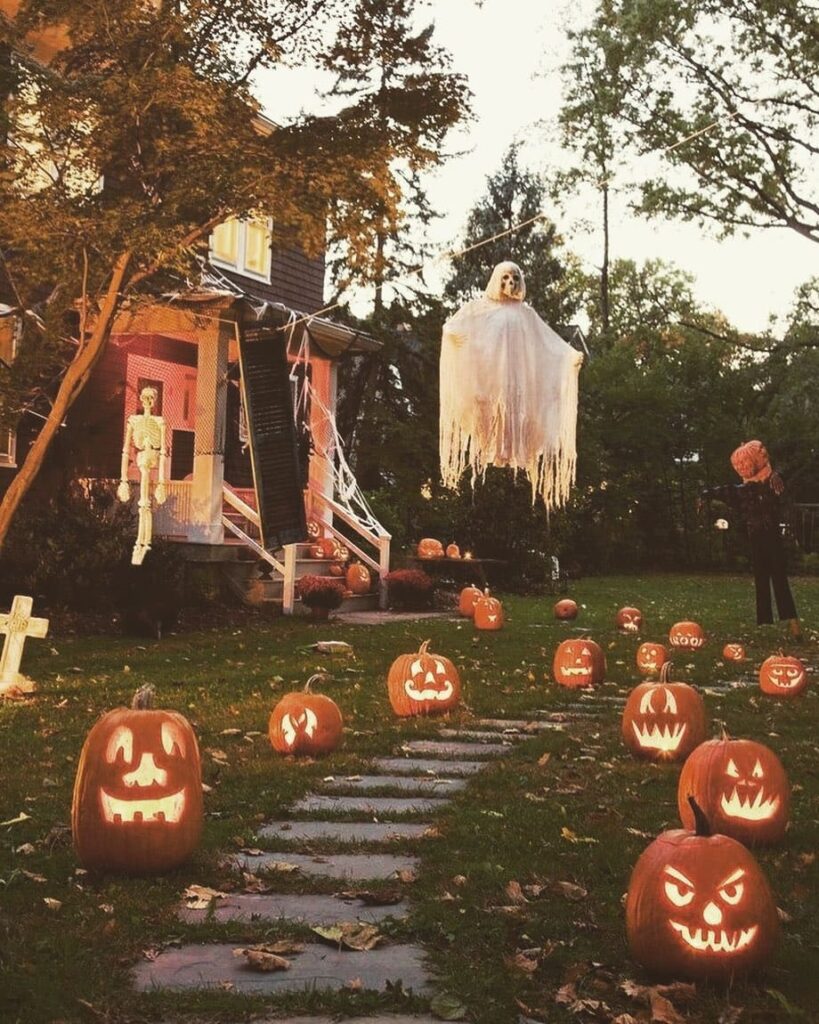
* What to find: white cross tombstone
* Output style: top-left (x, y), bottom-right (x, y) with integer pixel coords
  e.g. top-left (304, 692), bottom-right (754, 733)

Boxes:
top-left (0, 595), bottom-right (49, 697)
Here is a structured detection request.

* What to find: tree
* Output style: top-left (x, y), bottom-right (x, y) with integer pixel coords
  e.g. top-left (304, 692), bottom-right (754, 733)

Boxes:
top-left (0, 0), bottom-right (455, 549)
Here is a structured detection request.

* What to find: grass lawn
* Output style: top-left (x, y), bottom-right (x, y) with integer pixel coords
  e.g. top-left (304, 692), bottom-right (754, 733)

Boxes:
top-left (1, 573), bottom-right (817, 1024)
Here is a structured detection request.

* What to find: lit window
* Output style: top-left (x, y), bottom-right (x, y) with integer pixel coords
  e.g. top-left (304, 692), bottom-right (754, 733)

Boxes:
top-left (209, 217), bottom-right (271, 282)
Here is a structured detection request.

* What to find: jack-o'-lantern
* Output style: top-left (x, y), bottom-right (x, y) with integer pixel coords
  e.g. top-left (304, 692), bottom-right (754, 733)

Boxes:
top-left (474, 589), bottom-right (504, 631)
top-left (269, 675), bottom-right (343, 756)
top-left (309, 542), bottom-right (326, 560)
top-left (622, 664), bottom-right (707, 762)
top-left (386, 639), bottom-right (461, 717)
top-left (636, 642), bottom-right (669, 677)
top-left (616, 606), bottom-right (643, 633)
top-left (678, 735), bottom-right (790, 846)
top-left (759, 654), bottom-right (807, 698)
top-left (626, 797), bottom-right (779, 980)
top-left (306, 519), bottom-right (321, 540)
top-left (345, 563), bottom-right (371, 595)
top-left (71, 686), bottom-right (203, 875)
top-left (722, 643), bottom-right (746, 663)
top-left (669, 621), bottom-right (706, 649)
top-left (554, 599), bottom-right (578, 621)
top-left (417, 538), bottom-right (444, 559)
top-left (334, 542), bottom-right (349, 564)
top-left (317, 537), bottom-right (340, 559)
top-left (552, 638), bottom-right (606, 688)
top-left (458, 584), bottom-right (482, 618)
top-left (446, 543), bottom-right (461, 559)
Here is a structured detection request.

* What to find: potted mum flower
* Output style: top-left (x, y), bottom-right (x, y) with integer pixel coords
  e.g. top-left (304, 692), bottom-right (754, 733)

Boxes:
top-left (297, 575), bottom-right (345, 620)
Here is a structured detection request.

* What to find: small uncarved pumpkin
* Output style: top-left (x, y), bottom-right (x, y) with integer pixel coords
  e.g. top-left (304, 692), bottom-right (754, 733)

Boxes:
top-left (626, 798), bottom-right (779, 981)
top-left (474, 589), bottom-right (504, 631)
top-left (678, 735), bottom-right (790, 846)
top-left (759, 654), bottom-right (807, 698)
top-left (636, 642), bottom-right (669, 677)
top-left (446, 543), bottom-right (461, 559)
top-left (621, 663), bottom-right (707, 762)
top-left (417, 537), bottom-right (445, 559)
top-left (553, 638), bottom-right (606, 688)
top-left (387, 639), bottom-right (461, 716)
top-left (345, 563), bottom-right (371, 595)
top-left (669, 620), bottom-right (706, 649)
top-left (329, 562), bottom-right (345, 577)
top-left (616, 606), bottom-right (643, 633)
top-left (554, 599), bottom-right (579, 621)
top-left (269, 675), bottom-right (343, 756)
top-left (72, 686), bottom-right (203, 875)
top-left (458, 585), bottom-right (482, 618)
top-left (722, 643), bottom-right (746, 663)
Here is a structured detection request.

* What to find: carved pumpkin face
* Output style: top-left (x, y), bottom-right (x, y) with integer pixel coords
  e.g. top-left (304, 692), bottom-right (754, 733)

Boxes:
top-left (72, 687), bottom-right (203, 875)
top-left (636, 642), bottom-right (668, 677)
top-left (417, 538), bottom-right (445, 559)
top-left (622, 666), bottom-right (707, 762)
top-left (387, 640), bottom-right (461, 717)
top-left (345, 563), bottom-right (371, 595)
top-left (616, 606), bottom-right (643, 633)
top-left (269, 676), bottom-right (343, 756)
top-left (458, 585), bottom-right (482, 618)
top-left (722, 643), bottom-right (746, 663)
top-left (446, 543), bottom-right (461, 559)
top-left (474, 590), bottom-right (504, 631)
top-left (669, 621), bottom-right (706, 649)
top-left (309, 542), bottom-right (326, 560)
top-left (554, 599), bottom-right (578, 621)
top-left (759, 654), bottom-right (807, 698)
top-left (552, 639), bottom-right (605, 688)
top-left (306, 519), bottom-right (321, 540)
top-left (678, 737), bottom-right (790, 846)
top-left (626, 809), bottom-right (779, 980)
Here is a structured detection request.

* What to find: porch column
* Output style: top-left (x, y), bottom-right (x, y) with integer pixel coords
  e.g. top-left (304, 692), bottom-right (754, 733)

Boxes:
top-left (189, 318), bottom-right (231, 543)
top-left (308, 356), bottom-right (337, 525)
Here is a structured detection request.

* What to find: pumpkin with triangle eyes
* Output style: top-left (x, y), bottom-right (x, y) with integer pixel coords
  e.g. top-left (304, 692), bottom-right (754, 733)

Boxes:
top-left (554, 598), bottom-right (578, 621)
top-left (622, 664), bottom-right (707, 762)
top-left (636, 641), bottom-right (668, 677)
top-left (386, 639), bottom-right (461, 717)
top-left (458, 584), bottom-right (482, 618)
top-left (669, 621), bottom-right (706, 649)
top-left (616, 606), bottom-right (643, 633)
top-left (678, 736), bottom-right (790, 846)
top-left (474, 589), bottom-right (504, 631)
top-left (71, 686), bottom-right (203, 875)
top-left (552, 638), bottom-right (606, 688)
top-left (722, 643), bottom-right (746, 663)
top-left (417, 538), bottom-right (444, 559)
top-left (759, 654), bottom-right (807, 698)
top-left (269, 675), bottom-right (343, 756)
top-left (626, 798), bottom-right (779, 980)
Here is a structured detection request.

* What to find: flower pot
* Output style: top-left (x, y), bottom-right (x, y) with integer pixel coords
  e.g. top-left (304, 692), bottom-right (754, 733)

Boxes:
top-left (309, 605), bottom-right (331, 621)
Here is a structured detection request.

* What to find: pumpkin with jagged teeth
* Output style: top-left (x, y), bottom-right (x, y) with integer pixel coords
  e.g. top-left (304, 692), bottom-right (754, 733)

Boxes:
top-left (616, 606), bottom-right (643, 633)
top-left (759, 654), bottom-right (807, 698)
top-left (622, 663), bottom-right (707, 762)
top-left (552, 638), bottom-right (605, 688)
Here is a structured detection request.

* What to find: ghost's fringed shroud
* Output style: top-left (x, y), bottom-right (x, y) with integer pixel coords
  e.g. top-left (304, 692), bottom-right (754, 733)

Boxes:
top-left (439, 262), bottom-right (583, 511)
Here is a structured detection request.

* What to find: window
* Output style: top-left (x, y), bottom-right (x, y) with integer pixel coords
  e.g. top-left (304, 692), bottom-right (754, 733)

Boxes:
top-left (209, 216), bottom-right (272, 282)
top-left (0, 317), bottom-right (18, 467)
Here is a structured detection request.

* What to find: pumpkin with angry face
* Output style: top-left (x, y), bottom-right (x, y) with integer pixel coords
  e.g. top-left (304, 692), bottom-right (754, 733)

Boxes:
top-left (669, 621), bottom-right (706, 649)
top-left (759, 654), bottom-right (807, 698)
top-left (554, 598), bottom-right (578, 621)
top-left (269, 675), bottom-right (343, 756)
top-left (387, 639), bottom-right (461, 716)
top-left (722, 643), bottom-right (746, 663)
top-left (616, 606), bottom-right (643, 633)
top-left (636, 642), bottom-right (669, 677)
top-left (552, 638), bottom-right (606, 688)
top-left (474, 589), bottom-right (504, 631)
top-left (622, 664), bottom-right (707, 762)
top-left (678, 736), bottom-right (790, 846)
top-left (626, 798), bottom-right (779, 980)
top-left (72, 686), bottom-right (203, 875)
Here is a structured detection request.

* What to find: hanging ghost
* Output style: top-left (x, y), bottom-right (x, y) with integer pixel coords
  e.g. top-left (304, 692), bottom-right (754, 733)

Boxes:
top-left (439, 261), bottom-right (583, 510)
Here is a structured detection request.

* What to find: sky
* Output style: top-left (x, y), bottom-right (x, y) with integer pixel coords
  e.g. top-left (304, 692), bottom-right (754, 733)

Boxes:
top-left (255, 0), bottom-right (815, 333)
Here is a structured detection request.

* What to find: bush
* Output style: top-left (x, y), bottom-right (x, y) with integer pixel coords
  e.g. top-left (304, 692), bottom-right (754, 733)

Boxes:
top-left (297, 575), bottom-right (345, 609)
top-left (385, 568), bottom-right (434, 610)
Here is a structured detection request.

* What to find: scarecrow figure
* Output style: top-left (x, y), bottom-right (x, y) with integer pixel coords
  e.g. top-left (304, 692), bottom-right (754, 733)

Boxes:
top-left (117, 386), bottom-right (167, 565)
top-left (439, 260), bottom-right (583, 511)
top-left (701, 440), bottom-right (802, 639)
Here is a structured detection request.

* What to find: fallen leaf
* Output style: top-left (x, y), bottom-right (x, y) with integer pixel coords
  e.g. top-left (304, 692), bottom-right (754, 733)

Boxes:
top-left (15, 843), bottom-right (36, 855)
top-left (504, 880), bottom-right (528, 904)
top-left (43, 897), bottom-right (62, 911)
top-left (561, 827), bottom-right (599, 845)
top-left (649, 991), bottom-right (685, 1024)
top-left (258, 860), bottom-right (300, 875)
top-left (626, 826), bottom-right (654, 839)
top-left (311, 922), bottom-right (382, 951)
top-left (238, 847), bottom-right (265, 856)
top-left (183, 884), bottom-right (229, 910)
top-left (233, 947), bottom-right (290, 972)
top-left (430, 992), bottom-right (468, 1020)
top-left (344, 976), bottom-right (363, 991)
top-left (507, 950), bottom-right (539, 974)
top-left (452, 874), bottom-right (467, 887)
top-left (395, 868), bottom-right (416, 883)
top-left (552, 880), bottom-right (588, 901)
top-left (537, 751), bottom-right (552, 767)
top-left (336, 888), bottom-right (403, 906)
top-left (21, 870), bottom-right (47, 883)
top-left (220, 728), bottom-right (242, 736)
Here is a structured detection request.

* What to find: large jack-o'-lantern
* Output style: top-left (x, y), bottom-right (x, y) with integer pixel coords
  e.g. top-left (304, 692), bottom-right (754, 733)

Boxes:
top-left (554, 598), bottom-right (579, 621)
top-left (626, 798), bottom-right (779, 980)
top-left (387, 639), bottom-right (461, 717)
top-left (722, 643), bottom-right (746, 663)
top-left (616, 606), bottom-right (643, 633)
top-left (474, 589), bottom-right (504, 631)
top-left (759, 654), bottom-right (807, 698)
top-left (417, 537), bottom-right (445, 559)
top-left (669, 621), bottom-right (706, 649)
top-left (72, 686), bottom-right (203, 875)
top-left (458, 584), bottom-right (483, 618)
top-left (678, 735), bottom-right (790, 846)
top-left (621, 664), bottom-right (707, 762)
top-left (636, 642), bottom-right (669, 677)
top-left (269, 675), bottom-right (343, 756)
top-left (552, 638), bottom-right (606, 688)
top-left (345, 562), bottom-right (372, 595)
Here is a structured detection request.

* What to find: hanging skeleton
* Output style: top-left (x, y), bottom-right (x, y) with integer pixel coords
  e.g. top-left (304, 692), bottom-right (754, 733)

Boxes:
top-left (439, 261), bottom-right (583, 511)
top-left (117, 386), bottom-right (168, 565)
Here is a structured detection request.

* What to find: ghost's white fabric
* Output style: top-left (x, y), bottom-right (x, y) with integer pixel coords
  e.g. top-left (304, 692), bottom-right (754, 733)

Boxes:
top-left (440, 261), bottom-right (583, 511)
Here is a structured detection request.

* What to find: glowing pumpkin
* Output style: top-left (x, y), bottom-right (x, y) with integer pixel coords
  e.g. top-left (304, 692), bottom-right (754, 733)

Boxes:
top-left (669, 621), bottom-right (706, 649)
top-left (616, 606), bottom-right (643, 633)
top-left (345, 563), bottom-right (371, 595)
top-left (474, 589), bottom-right (504, 631)
top-left (458, 585), bottom-right (482, 618)
top-left (386, 639), bottom-right (461, 717)
top-left (554, 599), bottom-right (578, 621)
top-left (678, 736), bottom-right (790, 846)
top-left (309, 542), bottom-right (326, 560)
top-left (417, 538), bottom-right (445, 559)
top-left (621, 664), bottom-right (707, 762)
top-left (722, 643), bottom-right (746, 663)
top-left (269, 675), bottom-right (343, 756)
top-left (306, 519), bottom-right (321, 540)
top-left (446, 543), bottom-right (461, 559)
top-left (552, 638), bottom-right (605, 688)
top-left (71, 686), bottom-right (203, 875)
top-left (759, 654), bottom-right (807, 698)
top-left (626, 798), bottom-right (779, 980)
top-left (636, 642), bottom-right (669, 677)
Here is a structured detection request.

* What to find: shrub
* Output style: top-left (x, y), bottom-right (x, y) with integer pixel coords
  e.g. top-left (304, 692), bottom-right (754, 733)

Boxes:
top-left (297, 575), bottom-right (345, 610)
top-left (385, 568), bottom-right (434, 610)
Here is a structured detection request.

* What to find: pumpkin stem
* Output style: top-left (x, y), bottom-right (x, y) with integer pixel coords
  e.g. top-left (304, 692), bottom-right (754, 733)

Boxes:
top-left (418, 639), bottom-right (431, 656)
top-left (687, 795), bottom-right (712, 837)
top-left (304, 674), bottom-right (327, 693)
top-left (659, 662), bottom-right (672, 684)
top-left (131, 685), bottom-right (155, 710)
top-left (720, 725), bottom-right (731, 741)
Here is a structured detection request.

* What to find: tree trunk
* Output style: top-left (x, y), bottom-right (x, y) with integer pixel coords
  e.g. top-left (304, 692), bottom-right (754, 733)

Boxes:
top-left (0, 252), bottom-right (131, 551)
top-left (373, 228), bottom-right (386, 315)
top-left (601, 180), bottom-right (610, 334)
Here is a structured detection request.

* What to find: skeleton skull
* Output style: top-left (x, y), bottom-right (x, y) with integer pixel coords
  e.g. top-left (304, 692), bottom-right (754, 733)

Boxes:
top-left (484, 260), bottom-right (526, 302)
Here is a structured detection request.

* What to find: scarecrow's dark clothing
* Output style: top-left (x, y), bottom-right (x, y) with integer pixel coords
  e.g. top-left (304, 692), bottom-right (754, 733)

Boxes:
top-left (705, 479), bottom-right (797, 625)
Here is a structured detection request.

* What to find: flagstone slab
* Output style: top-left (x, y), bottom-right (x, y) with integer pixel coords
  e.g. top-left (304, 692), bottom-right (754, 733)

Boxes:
top-left (179, 892), bottom-right (409, 926)
top-left (372, 757), bottom-right (487, 777)
top-left (249, 1018), bottom-right (442, 1024)
top-left (438, 728), bottom-right (525, 742)
top-left (233, 850), bottom-right (420, 881)
top-left (399, 739), bottom-right (509, 758)
top-left (133, 941), bottom-right (432, 994)
top-left (321, 774), bottom-right (467, 795)
top-left (292, 794), bottom-right (451, 816)
top-left (259, 820), bottom-right (434, 843)
top-left (473, 719), bottom-right (566, 733)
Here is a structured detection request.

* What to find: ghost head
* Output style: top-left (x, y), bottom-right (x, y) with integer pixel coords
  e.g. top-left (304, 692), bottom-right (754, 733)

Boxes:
top-left (485, 261), bottom-right (526, 302)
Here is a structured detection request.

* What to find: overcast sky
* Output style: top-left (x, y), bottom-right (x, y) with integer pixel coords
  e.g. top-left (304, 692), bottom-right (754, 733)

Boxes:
top-left (255, 0), bottom-right (814, 333)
